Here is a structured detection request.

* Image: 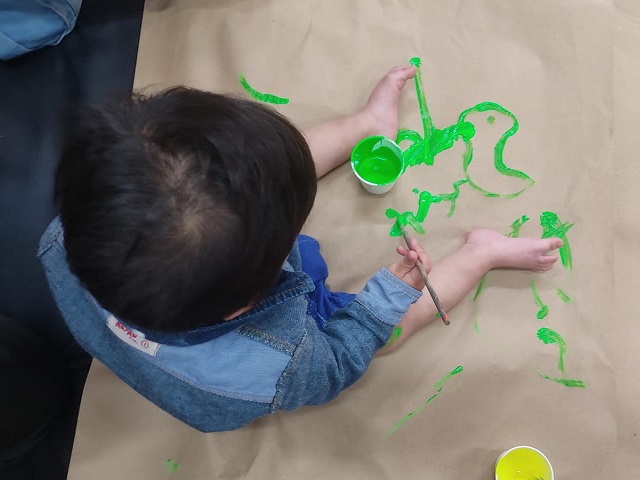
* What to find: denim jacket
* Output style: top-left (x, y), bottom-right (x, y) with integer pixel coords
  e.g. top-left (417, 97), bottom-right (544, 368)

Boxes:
top-left (38, 217), bottom-right (422, 432)
top-left (0, 0), bottom-right (82, 60)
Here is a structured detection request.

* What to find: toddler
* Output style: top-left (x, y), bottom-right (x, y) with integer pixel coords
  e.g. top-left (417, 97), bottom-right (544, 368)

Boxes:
top-left (38, 64), bottom-right (562, 431)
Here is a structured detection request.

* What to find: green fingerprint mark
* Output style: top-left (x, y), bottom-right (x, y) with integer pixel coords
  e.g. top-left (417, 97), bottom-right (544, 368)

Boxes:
top-left (530, 279), bottom-right (549, 319)
top-left (540, 211), bottom-right (574, 270)
top-left (166, 459), bottom-right (180, 473)
top-left (539, 374), bottom-right (587, 388)
top-left (238, 74), bottom-right (290, 104)
top-left (383, 366), bottom-right (463, 440)
top-left (556, 288), bottom-right (572, 303)
top-left (537, 327), bottom-right (567, 372)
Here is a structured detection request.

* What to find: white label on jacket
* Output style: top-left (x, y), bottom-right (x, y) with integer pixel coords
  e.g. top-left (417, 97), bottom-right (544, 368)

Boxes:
top-left (106, 315), bottom-right (160, 357)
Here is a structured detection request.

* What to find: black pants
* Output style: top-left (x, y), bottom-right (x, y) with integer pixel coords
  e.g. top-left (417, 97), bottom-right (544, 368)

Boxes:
top-left (0, 1), bottom-right (144, 478)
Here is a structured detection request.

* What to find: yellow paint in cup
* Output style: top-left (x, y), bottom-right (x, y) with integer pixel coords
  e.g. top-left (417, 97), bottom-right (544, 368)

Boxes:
top-left (495, 446), bottom-right (554, 480)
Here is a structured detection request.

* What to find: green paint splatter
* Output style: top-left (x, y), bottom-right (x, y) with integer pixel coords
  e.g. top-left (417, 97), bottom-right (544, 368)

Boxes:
top-left (385, 180), bottom-right (467, 236)
top-left (238, 74), bottom-right (289, 104)
top-left (539, 373), bottom-right (586, 388)
top-left (383, 366), bottom-right (463, 439)
top-left (537, 327), bottom-right (567, 372)
top-left (386, 57), bottom-right (534, 236)
top-left (540, 211), bottom-right (574, 270)
top-left (487, 115), bottom-right (496, 124)
top-left (507, 215), bottom-right (530, 238)
top-left (166, 459), bottom-right (180, 473)
top-left (530, 279), bottom-right (549, 319)
top-left (383, 326), bottom-right (403, 349)
top-left (556, 288), bottom-right (572, 303)
top-left (412, 188), bottom-right (420, 194)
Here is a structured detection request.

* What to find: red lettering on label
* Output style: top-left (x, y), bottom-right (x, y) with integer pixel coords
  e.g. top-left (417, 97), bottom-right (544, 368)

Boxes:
top-left (115, 321), bottom-right (138, 344)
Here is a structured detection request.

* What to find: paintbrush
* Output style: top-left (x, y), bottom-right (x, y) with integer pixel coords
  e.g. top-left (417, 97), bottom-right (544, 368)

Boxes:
top-left (398, 223), bottom-right (450, 326)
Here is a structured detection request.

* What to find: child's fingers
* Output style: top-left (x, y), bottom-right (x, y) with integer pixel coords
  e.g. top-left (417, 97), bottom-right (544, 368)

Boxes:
top-left (405, 237), bottom-right (432, 273)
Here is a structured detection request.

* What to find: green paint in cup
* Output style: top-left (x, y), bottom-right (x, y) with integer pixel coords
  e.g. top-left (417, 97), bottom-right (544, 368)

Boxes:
top-left (350, 136), bottom-right (404, 194)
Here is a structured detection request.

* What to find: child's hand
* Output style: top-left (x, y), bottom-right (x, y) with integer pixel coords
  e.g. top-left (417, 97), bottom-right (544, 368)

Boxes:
top-left (387, 237), bottom-right (431, 292)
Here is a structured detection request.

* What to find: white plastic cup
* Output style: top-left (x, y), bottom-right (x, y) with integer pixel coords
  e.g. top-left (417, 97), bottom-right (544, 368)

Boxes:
top-left (350, 136), bottom-right (404, 195)
top-left (495, 445), bottom-right (554, 480)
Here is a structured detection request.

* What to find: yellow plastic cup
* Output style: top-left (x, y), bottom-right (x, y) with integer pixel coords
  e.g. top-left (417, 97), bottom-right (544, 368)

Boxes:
top-left (350, 136), bottom-right (404, 194)
top-left (495, 446), bottom-right (554, 480)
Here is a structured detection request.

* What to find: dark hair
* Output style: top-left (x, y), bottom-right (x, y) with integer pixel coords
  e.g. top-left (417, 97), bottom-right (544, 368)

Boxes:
top-left (55, 88), bottom-right (317, 332)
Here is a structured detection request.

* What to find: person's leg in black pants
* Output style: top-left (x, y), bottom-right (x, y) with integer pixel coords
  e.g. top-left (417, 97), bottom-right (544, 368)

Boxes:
top-left (0, 1), bottom-right (145, 478)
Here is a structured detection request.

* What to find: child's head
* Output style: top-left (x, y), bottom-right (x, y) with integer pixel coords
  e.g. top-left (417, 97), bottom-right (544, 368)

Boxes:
top-left (55, 87), bottom-right (317, 332)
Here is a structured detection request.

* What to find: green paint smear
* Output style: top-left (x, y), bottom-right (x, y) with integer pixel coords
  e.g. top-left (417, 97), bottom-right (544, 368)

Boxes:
top-left (166, 459), bottom-right (180, 473)
top-left (537, 327), bottom-right (567, 372)
top-left (385, 180), bottom-right (467, 236)
top-left (383, 366), bottom-right (463, 439)
top-left (238, 74), bottom-right (289, 104)
top-left (507, 215), bottom-right (530, 238)
top-left (472, 275), bottom-right (488, 301)
top-left (556, 288), bottom-right (572, 303)
top-left (383, 326), bottom-right (403, 349)
top-left (530, 279), bottom-right (549, 319)
top-left (387, 57), bottom-right (534, 236)
top-left (487, 115), bottom-right (496, 124)
top-left (539, 373), bottom-right (587, 388)
top-left (540, 211), bottom-right (574, 270)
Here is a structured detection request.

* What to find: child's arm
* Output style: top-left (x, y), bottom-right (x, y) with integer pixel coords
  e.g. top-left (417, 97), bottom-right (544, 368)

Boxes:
top-left (304, 64), bottom-right (416, 179)
top-left (274, 239), bottom-right (430, 409)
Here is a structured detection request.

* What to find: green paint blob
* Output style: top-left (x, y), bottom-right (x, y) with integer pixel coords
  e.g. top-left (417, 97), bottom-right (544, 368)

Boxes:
top-left (166, 459), bottom-right (180, 473)
top-left (540, 211), bottom-right (574, 270)
top-left (238, 74), bottom-right (289, 104)
top-left (530, 279), bottom-right (549, 319)
top-left (537, 327), bottom-right (567, 372)
top-left (383, 326), bottom-right (403, 349)
top-left (507, 215), bottom-right (530, 238)
top-left (556, 288), bottom-right (572, 303)
top-left (539, 373), bottom-right (587, 388)
top-left (383, 366), bottom-right (463, 440)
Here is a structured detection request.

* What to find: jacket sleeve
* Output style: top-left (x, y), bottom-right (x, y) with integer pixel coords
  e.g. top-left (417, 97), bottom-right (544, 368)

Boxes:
top-left (275, 267), bottom-right (422, 410)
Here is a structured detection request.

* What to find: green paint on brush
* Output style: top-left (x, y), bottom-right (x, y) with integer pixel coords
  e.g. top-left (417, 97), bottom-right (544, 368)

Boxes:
top-left (507, 215), bottom-right (530, 238)
top-left (539, 374), bottom-right (586, 388)
top-left (383, 366), bottom-right (463, 440)
top-left (556, 288), bottom-right (572, 303)
top-left (166, 459), bottom-right (180, 473)
top-left (238, 74), bottom-right (290, 104)
top-left (530, 279), bottom-right (549, 319)
top-left (540, 211), bottom-right (574, 270)
top-left (537, 327), bottom-right (567, 372)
